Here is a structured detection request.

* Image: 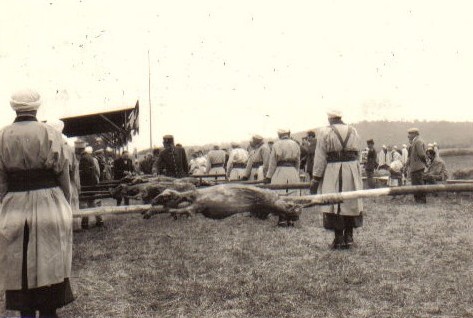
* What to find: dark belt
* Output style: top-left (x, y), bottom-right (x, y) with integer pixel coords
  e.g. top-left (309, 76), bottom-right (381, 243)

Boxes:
top-left (232, 163), bottom-right (246, 168)
top-left (277, 160), bottom-right (297, 167)
top-left (210, 163), bottom-right (225, 168)
top-left (7, 169), bottom-right (59, 192)
top-left (326, 151), bottom-right (359, 163)
top-left (252, 162), bottom-right (263, 168)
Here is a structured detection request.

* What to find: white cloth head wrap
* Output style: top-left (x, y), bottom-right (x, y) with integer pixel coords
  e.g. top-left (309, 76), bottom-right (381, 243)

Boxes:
top-left (10, 89), bottom-right (41, 112)
top-left (47, 119), bottom-right (65, 133)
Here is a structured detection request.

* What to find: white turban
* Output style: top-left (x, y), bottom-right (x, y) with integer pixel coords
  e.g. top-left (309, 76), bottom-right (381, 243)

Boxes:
top-left (327, 109), bottom-right (343, 119)
top-left (10, 89), bottom-right (41, 112)
top-left (277, 129), bottom-right (290, 135)
top-left (47, 119), bottom-right (65, 133)
top-left (85, 146), bottom-right (93, 154)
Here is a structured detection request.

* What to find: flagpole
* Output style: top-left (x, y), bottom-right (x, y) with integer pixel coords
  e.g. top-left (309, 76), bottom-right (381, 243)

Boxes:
top-left (148, 49), bottom-right (153, 150)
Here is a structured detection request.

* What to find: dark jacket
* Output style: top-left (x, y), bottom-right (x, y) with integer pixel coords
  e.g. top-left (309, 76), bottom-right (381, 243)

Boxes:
top-left (154, 146), bottom-right (189, 178)
top-left (113, 157), bottom-right (134, 180)
top-left (365, 148), bottom-right (378, 172)
top-left (79, 153), bottom-right (99, 186)
top-left (407, 136), bottom-right (427, 173)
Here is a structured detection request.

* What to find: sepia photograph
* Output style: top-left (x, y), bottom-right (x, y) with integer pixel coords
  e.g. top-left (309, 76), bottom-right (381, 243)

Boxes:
top-left (1, 1), bottom-right (473, 317)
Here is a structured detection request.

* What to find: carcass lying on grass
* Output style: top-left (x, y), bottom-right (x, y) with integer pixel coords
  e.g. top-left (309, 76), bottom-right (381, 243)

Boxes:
top-left (143, 184), bottom-right (302, 223)
top-left (112, 176), bottom-right (216, 203)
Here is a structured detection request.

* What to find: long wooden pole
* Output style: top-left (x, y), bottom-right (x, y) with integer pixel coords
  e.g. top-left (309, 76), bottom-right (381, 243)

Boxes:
top-left (285, 183), bottom-right (473, 207)
top-left (73, 183), bottom-right (473, 218)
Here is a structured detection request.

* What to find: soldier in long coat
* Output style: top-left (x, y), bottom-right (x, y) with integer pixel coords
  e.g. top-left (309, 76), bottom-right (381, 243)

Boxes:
top-left (205, 146), bottom-right (226, 180)
top-left (310, 110), bottom-right (363, 249)
top-left (265, 129), bottom-right (301, 226)
top-left (265, 129), bottom-right (301, 186)
top-left (243, 135), bottom-right (270, 181)
top-left (0, 89), bottom-right (74, 317)
top-left (226, 143), bottom-right (249, 181)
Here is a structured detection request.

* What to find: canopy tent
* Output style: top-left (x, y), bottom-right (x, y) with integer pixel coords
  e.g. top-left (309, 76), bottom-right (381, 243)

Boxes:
top-left (61, 100), bottom-right (139, 149)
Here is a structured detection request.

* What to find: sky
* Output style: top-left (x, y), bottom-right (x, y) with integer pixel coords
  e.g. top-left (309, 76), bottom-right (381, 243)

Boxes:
top-left (1, 0), bottom-right (472, 149)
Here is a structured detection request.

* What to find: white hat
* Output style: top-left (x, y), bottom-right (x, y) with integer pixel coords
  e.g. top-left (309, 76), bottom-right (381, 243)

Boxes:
top-left (327, 109), bottom-right (343, 118)
top-left (47, 119), bottom-right (64, 133)
top-left (252, 134), bottom-right (263, 141)
top-left (10, 89), bottom-right (41, 112)
top-left (85, 146), bottom-right (93, 154)
top-left (402, 144), bottom-right (407, 148)
top-left (407, 127), bottom-right (419, 134)
top-left (382, 145), bottom-right (387, 149)
top-left (277, 129), bottom-right (290, 135)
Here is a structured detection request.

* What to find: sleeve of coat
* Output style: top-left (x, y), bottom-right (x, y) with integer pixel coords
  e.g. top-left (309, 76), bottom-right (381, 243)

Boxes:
top-left (45, 127), bottom-right (72, 203)
top-left (261, 145), bottom-right (271, 177)
top-left (226, 151), bottom-right (234, 179)
top-left (266, 147), bottom-right (277, 179)
top-left (416, 140), bottom-right (427, 164)
top-left (0, 132), bottom-right (7, 203)
top-left (312, 133), bottom-right (327, 179)
top-left (295, 144), bottom-right (301, 172)
top-left (244, 151), bottom-right (255, 178)
top-left (181, 149), bottom-right (189, 175)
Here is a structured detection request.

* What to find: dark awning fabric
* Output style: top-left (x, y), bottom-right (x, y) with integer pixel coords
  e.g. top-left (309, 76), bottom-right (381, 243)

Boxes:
top-left (61, 100), bottom-right (139, 148)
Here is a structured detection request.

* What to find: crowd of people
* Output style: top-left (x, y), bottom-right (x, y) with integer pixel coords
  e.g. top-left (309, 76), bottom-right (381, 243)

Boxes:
top-left (0, 89), bottom-right (452, 317)
top-left (362, 133), bottom-right (448, 195)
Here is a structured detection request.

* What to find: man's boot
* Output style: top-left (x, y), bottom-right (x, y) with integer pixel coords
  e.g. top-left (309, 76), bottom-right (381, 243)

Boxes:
top-left (344, 227), bottom-right (354, 248)
top-left (330, 230), bottom-right (344, 250)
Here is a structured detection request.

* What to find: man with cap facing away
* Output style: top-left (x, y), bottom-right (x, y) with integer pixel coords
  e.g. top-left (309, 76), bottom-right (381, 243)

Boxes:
top-left (226, 143), bottom-right (249, 181)
top-left (310, 110), bottom-right (363, 249)
top-left (406, 128), bottom-right (427, 203)
top-left (0, 89), bottom-right (74, 317)
top-left (154, 135), bottom-right (189, 178)
top-left (205, 145), bottom-right (227, 180)
top-left (265, 129), bottom-right (301, 226)
top-left (242, 135), bottom-right (271, 181)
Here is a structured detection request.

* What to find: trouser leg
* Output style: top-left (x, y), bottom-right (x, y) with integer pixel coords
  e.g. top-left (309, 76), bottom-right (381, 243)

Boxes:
top-left (411, 170), bottom-right (426, 203)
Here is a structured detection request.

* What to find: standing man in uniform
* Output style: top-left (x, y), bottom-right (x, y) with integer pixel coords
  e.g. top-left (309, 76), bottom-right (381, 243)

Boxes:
top-left (406, 128), bottom-right (427, 203)
top-left (76, 141), bottom-right (103, 228)
top-left (0, 89), bottom-right (74, 317)
top-left (154, 135), bottom-right (189, 178)
top-left (265, 129), bottom-right (301, 226)
top-left (365, 139), bottom-right (378, 189)
top-left (206, 146), bottom-right (226, 180)
top-left (305, 131), bottom-right (317, 178)
top-left (113, 151), bottom-right (134, 206)
top-left (310, 110), bottom-right (363, 249)
top-left (242, 135), bottom-right (271, 181)
top-left (226, 143), bottom-right (249, 181)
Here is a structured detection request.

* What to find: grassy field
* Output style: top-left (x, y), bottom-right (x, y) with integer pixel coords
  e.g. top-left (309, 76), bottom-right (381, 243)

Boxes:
top-left (2, 195), bottom-right (473, 318)
top-left (1, 154), bottom-right (473, 318)
top-left (443, 154), bottom-right (473, 174)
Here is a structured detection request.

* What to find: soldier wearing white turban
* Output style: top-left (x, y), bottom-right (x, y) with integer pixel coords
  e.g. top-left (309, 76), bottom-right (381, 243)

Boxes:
top-left (310, 110), bottom-right (363, 249)
top-left (0, 89), bottom-right (74, 317)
